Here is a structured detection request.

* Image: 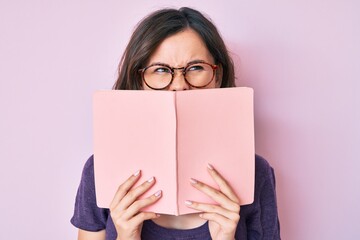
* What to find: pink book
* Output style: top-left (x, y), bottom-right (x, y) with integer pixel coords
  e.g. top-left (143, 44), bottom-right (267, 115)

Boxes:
top-left (93, 87), bottom-right (255, 215)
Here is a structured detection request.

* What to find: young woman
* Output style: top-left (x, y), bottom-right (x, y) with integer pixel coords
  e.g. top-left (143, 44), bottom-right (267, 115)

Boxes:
top-left (71, 7), bottom-right (281, 240)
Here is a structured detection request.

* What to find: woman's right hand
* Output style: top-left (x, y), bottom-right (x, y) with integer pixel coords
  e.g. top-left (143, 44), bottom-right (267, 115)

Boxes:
top-left (109, 170), bottom-right (162, 240)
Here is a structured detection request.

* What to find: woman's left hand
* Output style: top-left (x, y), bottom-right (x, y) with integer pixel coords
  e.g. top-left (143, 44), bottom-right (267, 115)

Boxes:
top-left (185, 164), bottom-right (240, 240)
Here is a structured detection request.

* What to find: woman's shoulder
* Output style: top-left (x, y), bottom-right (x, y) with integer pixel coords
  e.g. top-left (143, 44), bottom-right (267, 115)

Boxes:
top-left (255, 154), bottom-right (273, 174)
top-left (254, 154), bottom-right (277, 194)
top-left (78, 155), bottom-right (95, 185)
top-left (82, 154), bottom-right (95, 173)
top-left (83, 154), bottom-right (94, 169)
top-left (239, 154), bottom-right (277, 213)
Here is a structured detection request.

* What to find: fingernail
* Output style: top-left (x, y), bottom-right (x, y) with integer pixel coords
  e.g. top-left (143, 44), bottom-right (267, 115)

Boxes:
top-left (207, 163), bottom-right (214, 170)
top-left (133, 170), bottom-right (141, 176)
top-left (156, 214), bottom-right (161, 217)
top-left (154, 190), bottom-right (162, 197)
top-left (190, 178), bottom-right (198, 184)
top-left (185, 200), bottom-right (192, 206)
top-left (147, 177), bottom-right (155, 183)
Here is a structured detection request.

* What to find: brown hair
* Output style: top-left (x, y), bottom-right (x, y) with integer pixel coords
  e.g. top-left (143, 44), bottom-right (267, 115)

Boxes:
top-left (113, 7), bottom-right (235, 90)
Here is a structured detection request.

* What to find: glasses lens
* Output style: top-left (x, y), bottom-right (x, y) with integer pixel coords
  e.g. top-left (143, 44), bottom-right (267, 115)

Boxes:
top-left (143, 65), bottom-right (172, 89)
top-left (185, 63), bottom-right (215, 87)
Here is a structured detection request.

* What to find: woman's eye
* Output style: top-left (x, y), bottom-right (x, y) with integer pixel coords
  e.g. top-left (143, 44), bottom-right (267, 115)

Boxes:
top-left (188, 65), bottom-right (204, 71)
top-left (154, 67), bottom-right (171, 73)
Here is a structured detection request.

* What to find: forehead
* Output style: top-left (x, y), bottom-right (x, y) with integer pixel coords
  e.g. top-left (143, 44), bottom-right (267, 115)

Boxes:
top-left (147, 28), bottom-right (214, 66)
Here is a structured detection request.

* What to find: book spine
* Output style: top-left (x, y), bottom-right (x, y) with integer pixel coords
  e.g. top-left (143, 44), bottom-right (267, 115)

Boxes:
top-left (174, 92), bottom-right (179, 216)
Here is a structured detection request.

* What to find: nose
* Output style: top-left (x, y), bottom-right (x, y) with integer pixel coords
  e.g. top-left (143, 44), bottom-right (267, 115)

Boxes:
top-left (168, 70), bottom-right (190, 91)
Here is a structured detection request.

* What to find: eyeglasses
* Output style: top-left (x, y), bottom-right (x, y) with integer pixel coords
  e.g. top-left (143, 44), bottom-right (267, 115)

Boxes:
top-left (139, 61), bottom-right (218, 90)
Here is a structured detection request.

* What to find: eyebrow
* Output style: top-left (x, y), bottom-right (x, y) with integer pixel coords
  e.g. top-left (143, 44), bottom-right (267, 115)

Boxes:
top-left (149, 59), bottom-right (209, 67)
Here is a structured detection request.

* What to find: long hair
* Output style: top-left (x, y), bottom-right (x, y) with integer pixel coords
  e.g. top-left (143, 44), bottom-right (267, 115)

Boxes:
top-left (113, 7), bottom-right (235, 90)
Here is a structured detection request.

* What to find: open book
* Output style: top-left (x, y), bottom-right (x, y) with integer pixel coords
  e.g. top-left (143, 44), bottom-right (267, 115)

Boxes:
top-left (93, 87), bottom-right (255, 215)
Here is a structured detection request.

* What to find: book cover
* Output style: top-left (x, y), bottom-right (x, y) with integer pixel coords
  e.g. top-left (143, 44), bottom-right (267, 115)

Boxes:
top-left (93, 87), bottom-right (255, 215)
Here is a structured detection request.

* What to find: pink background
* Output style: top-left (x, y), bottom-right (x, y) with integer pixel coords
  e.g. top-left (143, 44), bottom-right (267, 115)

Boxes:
top-left (0, 0), bottom-right (359, 239)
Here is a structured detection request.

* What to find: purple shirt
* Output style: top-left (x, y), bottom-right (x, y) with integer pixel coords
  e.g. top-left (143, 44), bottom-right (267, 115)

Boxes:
top-left (71, 155), bottom-right (280, 239)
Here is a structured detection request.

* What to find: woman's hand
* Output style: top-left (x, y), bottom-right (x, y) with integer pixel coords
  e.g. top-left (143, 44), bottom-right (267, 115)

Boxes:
top-left (109, 170), bottom-right (162, 240)
top-left (185, 164), bottom-right (240, 240)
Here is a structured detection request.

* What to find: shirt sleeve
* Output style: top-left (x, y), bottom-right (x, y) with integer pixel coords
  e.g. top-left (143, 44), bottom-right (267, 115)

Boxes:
top-left (70, 155), bottom-right (109, 231)
top-left (245, 155), bottom-right (281, 240)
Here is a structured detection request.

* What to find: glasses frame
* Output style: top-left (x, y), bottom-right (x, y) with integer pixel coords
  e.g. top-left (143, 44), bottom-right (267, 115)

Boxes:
top-left (138, 60), bottom-right (218, 90)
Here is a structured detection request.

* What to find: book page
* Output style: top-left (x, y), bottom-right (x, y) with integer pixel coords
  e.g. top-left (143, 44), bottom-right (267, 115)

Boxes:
top-left (93, 90), bottom-right (178, 215)
top-left (176, 87), bottom-right (255, 215)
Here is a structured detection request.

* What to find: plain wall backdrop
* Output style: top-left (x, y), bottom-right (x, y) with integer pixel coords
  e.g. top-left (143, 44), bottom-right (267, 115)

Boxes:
top-left (1, 0), bottom-right (359, 239)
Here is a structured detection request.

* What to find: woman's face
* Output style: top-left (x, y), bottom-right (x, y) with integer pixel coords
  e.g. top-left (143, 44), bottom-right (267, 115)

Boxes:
top-left (143, 29), bottom-right (221, 91)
